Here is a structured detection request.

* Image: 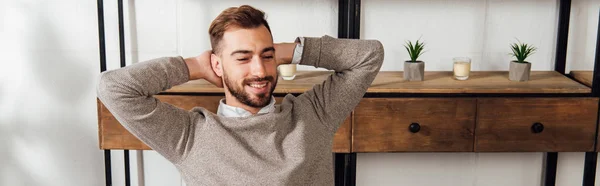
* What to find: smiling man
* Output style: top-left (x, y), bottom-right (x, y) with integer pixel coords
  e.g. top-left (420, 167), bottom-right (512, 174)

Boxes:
top-left (97, 5), bottom-right (384, 185)
top-left (209, 12), bottom-right (280, 115)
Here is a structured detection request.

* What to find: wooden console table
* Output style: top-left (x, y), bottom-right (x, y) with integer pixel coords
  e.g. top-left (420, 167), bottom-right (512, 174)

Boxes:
top-left (98, 70), bottom-right (598, 185)
top-left (99, 71), bottom-right (597, 152)
top-left (94, 0), bottom-right (600, 185)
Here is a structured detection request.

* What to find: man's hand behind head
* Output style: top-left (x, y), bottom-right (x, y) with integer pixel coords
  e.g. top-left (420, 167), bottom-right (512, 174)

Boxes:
top-left (184, 50), bottom-right (224, 88)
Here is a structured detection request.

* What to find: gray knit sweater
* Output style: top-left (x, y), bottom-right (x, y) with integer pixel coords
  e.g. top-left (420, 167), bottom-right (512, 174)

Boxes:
top-left (97, 35), bottom-right (384, 185)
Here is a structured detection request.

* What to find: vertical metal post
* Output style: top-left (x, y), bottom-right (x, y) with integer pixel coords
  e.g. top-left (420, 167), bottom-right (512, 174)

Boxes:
top-left (592, 9), bottom-right (600, 96)
top-left (543, 152), bottom-right (558, 186)
top-left (118, 0), bottom-right (126, 68)
top-left (338, 0), bottom-right (348, 39)
top-left (583, 152), bottom-right (597, 186)
top-left (554, 0), bottom-right (571, 74)
top-left (104, 150), bottom-right (112, 186)
top-left (338, 0), bottom-right (361, 39)
top-left (337, 0), bottom-right (361, 185)
top-left (124, 150), bottom-right (131, 186)
top-left (98, 0), bottom-right (110, 186)
top-left (582, 9), bottom-right (600, 186)
top-left (97, 0), bottom-right (106, 72)
top-left (335, 153), bottom-right (347, 186)
top-left (345, 153), bottom-right (357, 186)
top-left (117, 0), bottom-right (131, 186)
top-left (544, 1), bottom-right (571, 185)
top-left (348, 0), bottom-right (360, 39)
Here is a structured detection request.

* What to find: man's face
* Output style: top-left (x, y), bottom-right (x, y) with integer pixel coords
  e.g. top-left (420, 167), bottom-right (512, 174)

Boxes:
top-left (213, 25), bottom-right (278, 108)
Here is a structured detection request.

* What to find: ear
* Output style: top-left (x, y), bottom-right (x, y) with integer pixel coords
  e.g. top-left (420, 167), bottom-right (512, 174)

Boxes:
top-left (211, 53), bottom-right (223, 77)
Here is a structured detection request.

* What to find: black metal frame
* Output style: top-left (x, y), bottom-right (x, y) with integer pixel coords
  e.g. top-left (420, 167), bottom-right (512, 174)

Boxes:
top-left (554, 0), bottom-right (571, 74)
top-left (336, 0), bottom-right (361, 185)
top-left (583, 152), bottom-right (597, 186)
top-left (338, 0), bottom-right (360, 39)
top-left (582, 8), bottom-right (600, 186)
top-left (97, 0), bottom-right (600, 186)
top-left (543, 152), bottom-right (558, 186)
top-left (117, 0), bottom-right (131, 184)
top-left (97, 0), bottom-right (106, 73)
top-left (540, 1), bottom-right (573, 185)
top-left (98, 0), bottom-right (131, 185)
top-left (593, 9), bottom-right (600, 96)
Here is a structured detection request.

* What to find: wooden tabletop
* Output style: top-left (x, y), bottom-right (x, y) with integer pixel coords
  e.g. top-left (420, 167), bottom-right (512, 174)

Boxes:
top-left (164, 71), bottom-right (591, 94)
top-left (570, 71), bottom-right (593, 87)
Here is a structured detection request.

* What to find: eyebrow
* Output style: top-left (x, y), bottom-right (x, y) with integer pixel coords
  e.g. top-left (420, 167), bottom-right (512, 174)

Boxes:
top-left (230, 50), bottom-right (252, 56)
top-left (230, 47), bottom-right (275, 56)
top-left (261, 47), bottom-right (275, 54)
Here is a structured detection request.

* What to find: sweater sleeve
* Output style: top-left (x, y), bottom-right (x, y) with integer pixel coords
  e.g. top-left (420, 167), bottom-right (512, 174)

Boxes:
top-left (97, 56), bottom-right (200, 164)
top-left (296, 35), bottom-right (384, 132)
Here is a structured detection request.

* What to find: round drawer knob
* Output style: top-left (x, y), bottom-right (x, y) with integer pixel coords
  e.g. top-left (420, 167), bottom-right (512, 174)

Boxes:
top-left (409, 123), bottom-right (421, 133)
top-left (531, 122), bottom-right (544, 133)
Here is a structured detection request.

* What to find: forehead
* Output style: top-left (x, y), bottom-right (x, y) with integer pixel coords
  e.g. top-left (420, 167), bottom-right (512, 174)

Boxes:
top-left (220, 25), bottom-right (273, 54)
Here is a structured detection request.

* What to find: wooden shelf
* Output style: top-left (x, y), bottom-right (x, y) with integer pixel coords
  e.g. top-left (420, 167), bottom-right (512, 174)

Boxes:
top-left (99, 71), bottom-right (598, 153)
top-left (570, 71), bottom-right (593, 87)
top-left (165, 71), bottom-right (591, 94)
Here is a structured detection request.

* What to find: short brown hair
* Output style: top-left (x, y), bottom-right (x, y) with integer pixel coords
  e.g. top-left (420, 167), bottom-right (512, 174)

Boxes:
top-left (209, 5), bottom-right (272, 54)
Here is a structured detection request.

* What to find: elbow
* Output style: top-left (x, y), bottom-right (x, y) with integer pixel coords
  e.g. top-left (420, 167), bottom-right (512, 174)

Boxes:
top-left (96, 71), bottom-right (117, 101)
top-left (365, 39), bottom-right (385, 71)
top-left (372, 40), bottom-right (385, 67)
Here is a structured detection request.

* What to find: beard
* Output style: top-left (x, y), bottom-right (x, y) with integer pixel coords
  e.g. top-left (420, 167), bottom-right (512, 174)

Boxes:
top-left (223, 72), bottom-right (278, 108)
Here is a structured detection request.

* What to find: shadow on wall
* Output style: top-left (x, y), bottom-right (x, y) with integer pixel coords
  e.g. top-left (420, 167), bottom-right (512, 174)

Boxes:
top-left (1, 1), bottom-right (104, 185)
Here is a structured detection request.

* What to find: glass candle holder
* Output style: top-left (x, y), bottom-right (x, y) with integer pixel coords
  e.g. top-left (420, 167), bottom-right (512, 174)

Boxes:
top-left (453, 57), bottom-right (471, 80)
top-left (278, 64), bottom-right (297, 80)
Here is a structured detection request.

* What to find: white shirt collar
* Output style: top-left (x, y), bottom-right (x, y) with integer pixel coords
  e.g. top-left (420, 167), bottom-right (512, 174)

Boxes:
top-left (216, 96), bottom-right (276, 117)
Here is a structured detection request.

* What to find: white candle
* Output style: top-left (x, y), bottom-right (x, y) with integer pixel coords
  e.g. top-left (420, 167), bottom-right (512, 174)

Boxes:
top-left (453, 57), bottom-right (471, 80)
top-left (278, 64), bottom-right (297, 80)
top-left (454, 62), bottom-right (471, 76)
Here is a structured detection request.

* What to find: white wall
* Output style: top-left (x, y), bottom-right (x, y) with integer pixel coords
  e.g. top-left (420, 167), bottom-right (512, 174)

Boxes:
top-left (1, 0), bottom-right (600, 186)
top-left (0, 0), bottom-right (104, 185)
top-left (568, 0), bottom-right (600, 71)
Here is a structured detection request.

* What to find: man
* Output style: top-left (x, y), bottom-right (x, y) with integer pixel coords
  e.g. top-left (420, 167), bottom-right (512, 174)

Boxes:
top-left (97, 5), bottom-right (383, 185)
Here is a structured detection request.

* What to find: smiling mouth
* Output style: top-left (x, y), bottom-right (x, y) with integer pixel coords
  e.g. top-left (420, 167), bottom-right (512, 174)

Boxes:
top-left (245, 81), bottom-right (270, 94)
top-left (248, 82), bottom-right (267, 88)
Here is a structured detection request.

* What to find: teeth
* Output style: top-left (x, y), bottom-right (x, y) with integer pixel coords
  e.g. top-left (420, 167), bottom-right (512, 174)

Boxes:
top-left (249, 83), bottom-right (267, 88)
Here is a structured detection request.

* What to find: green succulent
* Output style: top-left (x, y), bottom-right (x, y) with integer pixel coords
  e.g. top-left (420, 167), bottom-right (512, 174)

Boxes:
top-left (404, 39), bottom-right (425, 62)
top-left (510, 40), bottom-right (537, 63)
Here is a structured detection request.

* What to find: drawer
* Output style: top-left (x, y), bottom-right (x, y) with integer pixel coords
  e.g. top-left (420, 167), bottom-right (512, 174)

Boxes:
top-left (98, 95), bottom-right (352, 152)
top-left (353, 98), bottom-right (476, 152)
top-left (475, 98), bottom-right (598, 152)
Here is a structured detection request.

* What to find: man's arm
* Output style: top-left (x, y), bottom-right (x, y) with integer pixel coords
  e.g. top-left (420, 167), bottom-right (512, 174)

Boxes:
top-left (289, 35), bottom-right (384, 132)
top-left (97, 51), bottom-right (220, 164)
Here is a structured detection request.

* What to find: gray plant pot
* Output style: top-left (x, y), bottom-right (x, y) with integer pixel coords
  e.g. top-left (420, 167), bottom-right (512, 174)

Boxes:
top-left (404, 61), bottom-right (425, 81)
top-left (509, 61), bottom-right (531, 81)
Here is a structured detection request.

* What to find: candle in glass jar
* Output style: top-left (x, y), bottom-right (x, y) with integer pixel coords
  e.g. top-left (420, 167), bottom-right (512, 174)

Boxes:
top-left (278, 64), bottom-right (297, 80)
top-left (453, 57), bottom-right (471, 80)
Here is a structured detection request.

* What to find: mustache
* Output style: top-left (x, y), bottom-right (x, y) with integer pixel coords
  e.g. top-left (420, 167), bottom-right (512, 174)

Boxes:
top-left (243, 76), bottom-right (275, 84)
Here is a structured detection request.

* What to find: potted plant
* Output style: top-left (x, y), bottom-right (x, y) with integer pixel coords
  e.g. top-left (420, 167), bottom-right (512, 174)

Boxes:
top-left (404, 39), bottom-right (426, 81)
top-left (508, 40), bottom-right (537, 81)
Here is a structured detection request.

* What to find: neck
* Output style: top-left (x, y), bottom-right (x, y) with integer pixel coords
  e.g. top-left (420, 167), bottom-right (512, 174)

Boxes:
top-left (224, 92), bottom-right (262, 114)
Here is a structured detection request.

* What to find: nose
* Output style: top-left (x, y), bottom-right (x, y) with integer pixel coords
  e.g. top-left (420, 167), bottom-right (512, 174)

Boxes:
top-left (249, 56), bottom-right (266, 78)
